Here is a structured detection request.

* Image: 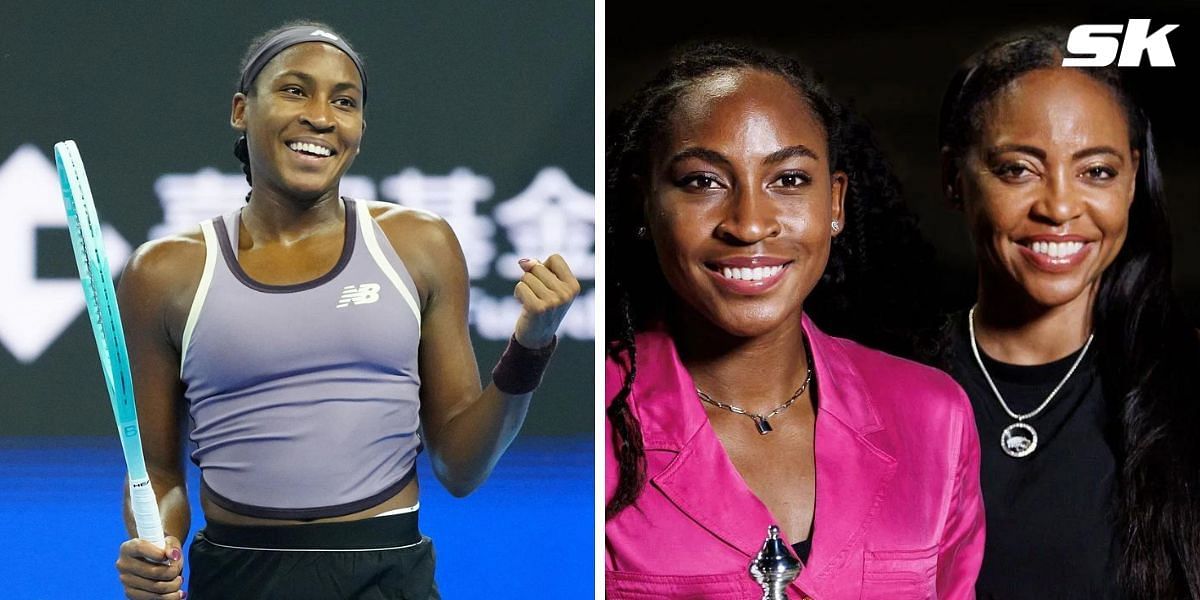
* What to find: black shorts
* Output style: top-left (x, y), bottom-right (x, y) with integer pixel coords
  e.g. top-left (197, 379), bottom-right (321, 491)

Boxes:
top-left (187, 511), bottom-right (439, 600)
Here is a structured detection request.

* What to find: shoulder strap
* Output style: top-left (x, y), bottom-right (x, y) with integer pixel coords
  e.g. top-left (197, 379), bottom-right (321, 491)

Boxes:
top-left (354, 199), bottom-right (422, 327)
top-left (180, 219), bottom-right (222, 375)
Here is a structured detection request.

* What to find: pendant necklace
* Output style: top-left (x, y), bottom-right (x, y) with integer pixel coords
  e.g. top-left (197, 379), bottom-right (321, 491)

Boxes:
top-left (696, 368), bottom-right (812, 435)
top-left (968, 306), bottom-right (1093, 458)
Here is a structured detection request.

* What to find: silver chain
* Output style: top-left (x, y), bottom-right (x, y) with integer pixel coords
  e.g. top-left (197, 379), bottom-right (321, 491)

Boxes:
top-left (696, 368), bottom-right (812, 424)
top-left (968, 306), bottom-right (1093, 422)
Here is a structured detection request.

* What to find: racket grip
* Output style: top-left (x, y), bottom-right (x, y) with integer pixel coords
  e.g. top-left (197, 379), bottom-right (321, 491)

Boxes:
top-left (129, 476), bottom-right (166, 549)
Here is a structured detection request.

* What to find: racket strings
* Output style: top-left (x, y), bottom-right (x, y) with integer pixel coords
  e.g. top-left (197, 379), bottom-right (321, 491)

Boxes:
top-left (56, 143), bottom-right (159, 527)
top-left (61, 153), bottom-right (135, 413)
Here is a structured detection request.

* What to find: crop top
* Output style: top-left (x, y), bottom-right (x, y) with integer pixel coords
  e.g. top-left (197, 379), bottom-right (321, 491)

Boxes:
top-left (180, 198), bottom-right (424, 519)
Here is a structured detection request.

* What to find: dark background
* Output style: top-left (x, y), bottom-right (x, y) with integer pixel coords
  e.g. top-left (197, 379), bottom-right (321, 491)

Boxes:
top-left (0, 2), bottom-right (594, 436)
top-left (607, 0), bottom-right (1199, 321)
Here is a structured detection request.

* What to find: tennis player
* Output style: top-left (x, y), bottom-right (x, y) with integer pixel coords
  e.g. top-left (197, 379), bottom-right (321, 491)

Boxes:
top-left (113, 21), bottom-right (578, 599)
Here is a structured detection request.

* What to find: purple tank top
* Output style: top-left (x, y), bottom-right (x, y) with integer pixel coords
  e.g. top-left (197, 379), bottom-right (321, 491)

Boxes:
top-left (180, 198), bottom-right (424, 519)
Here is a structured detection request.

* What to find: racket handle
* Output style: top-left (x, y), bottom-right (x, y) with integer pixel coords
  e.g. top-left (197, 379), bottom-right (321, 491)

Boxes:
top-left (129, 476), bottom-right (166, 549)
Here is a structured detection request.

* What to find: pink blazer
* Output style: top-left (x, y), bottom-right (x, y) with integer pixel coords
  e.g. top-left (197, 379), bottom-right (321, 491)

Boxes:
top-left (605, 315), bottom-right (984, 599)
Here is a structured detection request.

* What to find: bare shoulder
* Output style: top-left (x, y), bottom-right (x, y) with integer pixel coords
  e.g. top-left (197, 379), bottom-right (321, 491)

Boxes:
top-left (123, 227), bottom-right (207, 292)
top-left (364, 200), bottom-right (457, 247)
top-left (119, 227), bottom-right (208, 341)
top-left (362, 201), bottom-right (464, 302)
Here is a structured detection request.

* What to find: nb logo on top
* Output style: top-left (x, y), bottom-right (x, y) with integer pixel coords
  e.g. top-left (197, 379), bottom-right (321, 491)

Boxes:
top-left (338, 283), bottom-right (381, 308)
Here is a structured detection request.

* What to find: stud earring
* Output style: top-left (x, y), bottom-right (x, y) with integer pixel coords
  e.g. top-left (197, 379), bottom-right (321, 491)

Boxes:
top-left (634, 225), bottom-right (649, 239)
top-left (831, 220), bottom-right (841, 233)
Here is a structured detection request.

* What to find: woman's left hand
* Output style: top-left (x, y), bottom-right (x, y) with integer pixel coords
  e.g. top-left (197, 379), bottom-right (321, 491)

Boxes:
top-left (512, 254), bottom-right (580, 349)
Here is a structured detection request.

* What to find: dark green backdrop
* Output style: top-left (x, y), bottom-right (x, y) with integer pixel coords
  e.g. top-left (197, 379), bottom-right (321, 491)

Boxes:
top-left (0, 2), bottom-right (594, 436)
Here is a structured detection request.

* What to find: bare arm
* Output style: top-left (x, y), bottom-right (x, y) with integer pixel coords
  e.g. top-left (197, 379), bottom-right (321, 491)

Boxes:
top-left (113, 235), bottom-right (203, 599)
top-left (376, 206), bottom-right (579, 497)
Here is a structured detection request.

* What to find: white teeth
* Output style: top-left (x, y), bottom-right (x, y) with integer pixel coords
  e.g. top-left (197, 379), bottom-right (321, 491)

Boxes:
top-left (718, 265), bottom-right (784, 282)
top-left (1030, 241), bottom-right (1084, 259)
top-left (288, 142), bottom-right (332, 157)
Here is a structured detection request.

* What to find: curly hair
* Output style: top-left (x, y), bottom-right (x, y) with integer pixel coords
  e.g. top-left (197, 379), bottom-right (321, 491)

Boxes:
top-left (605, 42), bottom-right (939, 519)
top-left (938, 29), bottom-right (1200, 598)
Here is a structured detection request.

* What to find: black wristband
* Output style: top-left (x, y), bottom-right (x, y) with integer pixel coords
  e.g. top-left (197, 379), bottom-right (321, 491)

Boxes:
top-left (491, 335), bottom-right (558, 395)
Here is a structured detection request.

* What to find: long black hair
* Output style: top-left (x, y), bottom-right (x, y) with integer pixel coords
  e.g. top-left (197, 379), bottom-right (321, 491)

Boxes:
top-left (939, 29), bottom-right (1200, 598)
top-left (605, 42), bottom-right (939, 519)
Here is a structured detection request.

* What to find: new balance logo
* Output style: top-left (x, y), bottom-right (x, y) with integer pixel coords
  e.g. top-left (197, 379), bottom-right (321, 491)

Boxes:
top-left (311, 29), bottom-right (340, 41)
top-left (337, 283), bottom-right (381, 308)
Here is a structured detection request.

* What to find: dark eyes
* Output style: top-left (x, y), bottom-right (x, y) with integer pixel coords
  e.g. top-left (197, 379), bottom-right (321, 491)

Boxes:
top-left (774, 172), bottom-right (811, 187)
top-left (993, 163), bottom-right (1119, 181)
top-left (1084, 166), bottom-right (1117, 179)
top-left (675, 172), bottom-right (810, 190)
top-left (993, 164), bottom-right (1032, 179)
top-left (677, 174), bottom-right (722, 189)
top-left (279, 86), bottom-right (358, 108)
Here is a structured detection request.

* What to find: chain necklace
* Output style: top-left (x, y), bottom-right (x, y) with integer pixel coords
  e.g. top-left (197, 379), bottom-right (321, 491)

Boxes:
top-left (968, 306), bottom-right (1093, 458)
top-left (696, 368), bottom-right (812, 435)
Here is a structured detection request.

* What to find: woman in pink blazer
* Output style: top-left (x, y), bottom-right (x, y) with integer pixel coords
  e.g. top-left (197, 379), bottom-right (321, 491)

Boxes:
top-left (604, 43), bottom-right (985, 599)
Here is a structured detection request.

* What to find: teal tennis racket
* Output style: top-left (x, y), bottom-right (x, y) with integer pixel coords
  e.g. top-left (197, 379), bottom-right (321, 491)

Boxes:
top-left (54, 140), bottom-right (165, 549)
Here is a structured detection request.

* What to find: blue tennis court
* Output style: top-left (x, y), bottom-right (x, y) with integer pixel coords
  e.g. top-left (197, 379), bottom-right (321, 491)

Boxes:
top-left (0, 435), bottom-right (592, 599)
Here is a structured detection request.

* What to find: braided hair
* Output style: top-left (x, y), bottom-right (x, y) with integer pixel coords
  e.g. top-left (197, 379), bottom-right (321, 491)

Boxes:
top-left (939, 29), bottom-right (1200, 598)
top-left (605, 42), bottom-right (938, 519)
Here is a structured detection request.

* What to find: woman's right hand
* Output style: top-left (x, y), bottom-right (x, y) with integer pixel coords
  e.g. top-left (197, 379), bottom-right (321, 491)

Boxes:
top-left (116, 536), bottom-right (185, 599)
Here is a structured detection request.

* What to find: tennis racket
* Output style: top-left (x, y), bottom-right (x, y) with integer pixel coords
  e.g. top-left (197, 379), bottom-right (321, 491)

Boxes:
top-left (54, 140), bottom-right (165, 550)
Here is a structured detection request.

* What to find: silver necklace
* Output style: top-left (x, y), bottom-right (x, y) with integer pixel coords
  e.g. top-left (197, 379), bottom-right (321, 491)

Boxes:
top-left (968, 306), bottom-right (1093, 458)
top-left (696, 368), bottom-right (812, 435)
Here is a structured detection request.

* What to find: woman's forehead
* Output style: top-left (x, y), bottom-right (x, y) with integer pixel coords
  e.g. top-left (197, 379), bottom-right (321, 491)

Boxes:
top-left (664, 70), bottom-right (825, 154)
top-left (979, 68), bottom-right (1129, 146)
top-left (257, 42), bottom-right (362, 87)
top-left (674, 70), bottom-right (807, 120)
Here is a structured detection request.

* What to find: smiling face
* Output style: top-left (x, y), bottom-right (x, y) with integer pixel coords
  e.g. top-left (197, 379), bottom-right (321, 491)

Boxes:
top-left (645, 69), bottom-right (846, 339)
top-left (955, 68), bottom-right (1138, 310)
top-left (231, 42), bottom-right (364, 201)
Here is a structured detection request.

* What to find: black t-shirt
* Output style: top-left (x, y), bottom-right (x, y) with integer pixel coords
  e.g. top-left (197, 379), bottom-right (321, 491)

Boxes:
top-left (942, 312), bottom-right (1124, 599)
top-left (791, 532), bottom-right (812, 565)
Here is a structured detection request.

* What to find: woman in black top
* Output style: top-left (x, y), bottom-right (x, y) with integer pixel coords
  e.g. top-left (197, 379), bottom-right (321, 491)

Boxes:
top-left (936, 30), bottom-right (1200, 598)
